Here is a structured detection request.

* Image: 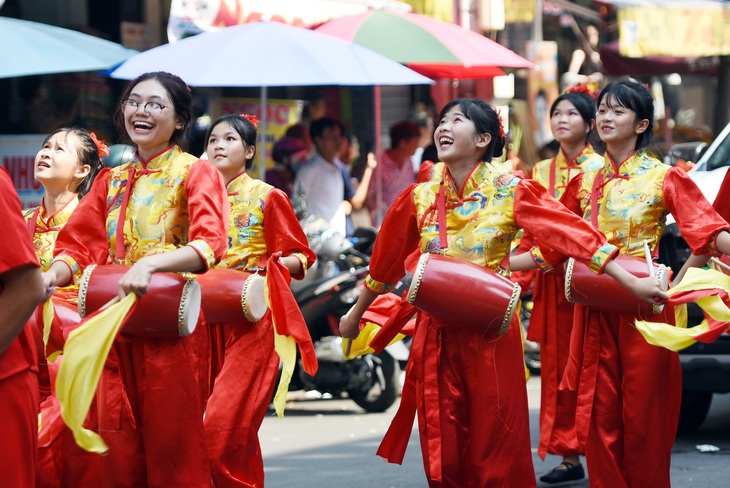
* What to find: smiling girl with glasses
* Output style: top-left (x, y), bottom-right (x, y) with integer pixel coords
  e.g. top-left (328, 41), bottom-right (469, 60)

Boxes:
top-left (41, 71), bottom-right (229, 486)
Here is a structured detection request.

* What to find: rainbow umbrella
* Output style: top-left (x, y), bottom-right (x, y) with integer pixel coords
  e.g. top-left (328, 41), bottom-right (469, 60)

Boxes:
top-left (315, 9), bottom-right (534, 79)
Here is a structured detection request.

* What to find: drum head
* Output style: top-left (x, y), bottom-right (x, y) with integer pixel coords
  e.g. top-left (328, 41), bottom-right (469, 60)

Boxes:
top-left (179, 280), bottom-right (201, 337)
top-left (406, 253), bottom-right (430, 305)
top-left (653, 265), bottom-right (670, 314)
top-left (242, 274), bottom-right (267, 322)
top-left (77, 264), bottom-right (98, 318)
top-left (564, 258), bottom-right (576, 304)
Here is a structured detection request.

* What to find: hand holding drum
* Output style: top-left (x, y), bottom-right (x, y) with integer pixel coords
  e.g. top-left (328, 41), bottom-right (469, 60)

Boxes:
top-left (78, 264), bottom-right (201, 338)
top-left (565, 253), bottom-right (669, 316)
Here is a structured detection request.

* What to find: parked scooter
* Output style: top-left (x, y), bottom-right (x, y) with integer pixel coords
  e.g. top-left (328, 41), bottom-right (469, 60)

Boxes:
top-left (288, 216), bottom-right (410, 412)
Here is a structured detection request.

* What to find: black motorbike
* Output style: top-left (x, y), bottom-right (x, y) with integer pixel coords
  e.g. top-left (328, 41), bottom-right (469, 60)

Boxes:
top-left (287, 218), bottom-right (409, 413)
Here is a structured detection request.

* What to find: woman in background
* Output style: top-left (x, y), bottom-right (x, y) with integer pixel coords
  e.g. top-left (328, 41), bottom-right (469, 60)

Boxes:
top-left (203, 113), bottom-right (315, 488)
top-left (513, 86), bottom-right (602, 484)
top-left (26, 126), bottom-right (105, 487)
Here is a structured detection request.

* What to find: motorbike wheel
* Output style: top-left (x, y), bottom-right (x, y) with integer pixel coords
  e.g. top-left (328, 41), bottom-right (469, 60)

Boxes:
top-left (347, 351), bottom-right (400, 413)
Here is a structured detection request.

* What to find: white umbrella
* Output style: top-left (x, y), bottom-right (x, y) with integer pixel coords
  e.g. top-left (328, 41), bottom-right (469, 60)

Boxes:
top-left (110, 21), bottom-right (432, 179)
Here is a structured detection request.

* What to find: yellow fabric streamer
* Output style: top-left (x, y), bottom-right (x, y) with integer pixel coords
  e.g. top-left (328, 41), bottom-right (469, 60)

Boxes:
top-left (636, 267), bottom-right (730, 351)
top-left (342, 321), bottom-right (406, 360)
top-left (264, 275), bottom-right (294, 418)
top-left (272, 333), bottom-right (296, 418)
top-left (56, 293), bottom-right (137, 453)
top-left (635, 319), bottom-right (711, 351)
top-left (43, 298), bottom-right (58, 361)
top-left (674, 303), bottom-right (688, 329)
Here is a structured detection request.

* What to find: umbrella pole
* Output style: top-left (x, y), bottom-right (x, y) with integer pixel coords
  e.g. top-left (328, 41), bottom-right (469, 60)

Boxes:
top-left (259, 86), bottom-right (268, 181)
top-left (374, 85), bottom-right (383, 227)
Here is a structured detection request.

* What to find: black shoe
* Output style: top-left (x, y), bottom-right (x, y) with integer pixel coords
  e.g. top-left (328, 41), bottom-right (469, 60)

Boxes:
top-left (539, 461), bottom-right (585, 484)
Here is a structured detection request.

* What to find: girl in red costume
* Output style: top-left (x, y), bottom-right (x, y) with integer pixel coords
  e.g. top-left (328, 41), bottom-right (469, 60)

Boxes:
top-left (203, 113), bottom-right (315, 488)
top-left (513, 86), bottom-right (603, 484)
top-left (42, 72), bottom-right (229, 487)
top-left (545, 80), bottom-right (730, 488)
top-left (0, 166), bottom-right (45, 488)
top-left (25, 127), bottom-right (105, 487)
top-left (340, 98), bottom-right (666, 487)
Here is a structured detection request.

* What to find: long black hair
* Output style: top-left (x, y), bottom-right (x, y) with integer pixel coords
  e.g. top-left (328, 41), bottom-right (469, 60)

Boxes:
top-left (114, 71), bottom-right (194, 151)
top-left (204, 114), bottom-right (258, 170)
top-left (438, 99), bottom-right (506, 162)
top-left (596, 80), bottom-right (655, 150)
top-left (42, 126), bottom-right (104, 197)
top-left (551, 89), bottom-right (597, 144)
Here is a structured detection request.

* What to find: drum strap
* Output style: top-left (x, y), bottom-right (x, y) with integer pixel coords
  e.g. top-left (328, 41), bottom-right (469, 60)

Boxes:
top-left (27, 205), bottom-right (41, 240)
top-left (437, 180), bottom-right (448, 249)
top-left (548, 152), bottom-right (582, 198)
top-left (589, 170), bottom-right (629, 230)
top-left (434, 175), bottom-right (477, 251)
top-left (27, 201), bottom-right (66, 239)
top-left (114, 166), bottom-right (162, 263)
top-left (548, 156), bottom-right (558, 198)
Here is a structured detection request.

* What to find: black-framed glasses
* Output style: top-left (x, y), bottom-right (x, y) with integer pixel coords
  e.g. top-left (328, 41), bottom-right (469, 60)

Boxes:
top-left (120, 99), bottom-right (169, 116)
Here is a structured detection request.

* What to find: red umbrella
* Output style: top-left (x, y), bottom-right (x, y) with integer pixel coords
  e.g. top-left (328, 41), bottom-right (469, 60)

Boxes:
top-left (315, 9), bottom-right (534, 79)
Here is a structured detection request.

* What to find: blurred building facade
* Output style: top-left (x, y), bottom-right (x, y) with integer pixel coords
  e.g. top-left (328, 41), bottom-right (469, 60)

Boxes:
top-left (1, 0), bottom-right (727, 167)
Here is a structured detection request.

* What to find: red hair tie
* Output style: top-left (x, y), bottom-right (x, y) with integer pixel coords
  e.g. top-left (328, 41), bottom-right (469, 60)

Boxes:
top-left (89, 132), bottom-right (110, 158)
top-left (498, 120), bottom-right (505, 140)
top-left (240, 113), bottom-right (261, 128)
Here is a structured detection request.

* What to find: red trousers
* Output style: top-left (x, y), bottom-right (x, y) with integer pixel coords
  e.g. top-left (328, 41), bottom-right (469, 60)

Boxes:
top-left (570, 306), bottom-right (681, 488)
top-left (96, 320), bottom-right (212, 488)
top-left (0, 369), bottom-right (39, 488)
top-left (406, 316), bottom-right (535, 487)
top-left (206, 315), bottom-right (279, 488)
top-left (528, 272), bottom-right (582, 459)
top-left (37, 359), bottom-right (101, 488)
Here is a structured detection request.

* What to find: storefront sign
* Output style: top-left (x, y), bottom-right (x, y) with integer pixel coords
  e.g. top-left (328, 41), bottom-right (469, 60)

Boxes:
top-left (1, 134), bottom-right (46, 208)
top-left (619, 5), bottom-right (730, 58)
top-left (504, 0), bottom-right (534, 23)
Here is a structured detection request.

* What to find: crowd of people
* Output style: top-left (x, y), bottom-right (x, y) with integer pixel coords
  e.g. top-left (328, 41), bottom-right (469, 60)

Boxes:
top-left (3, 71), bottom-right (730, 488)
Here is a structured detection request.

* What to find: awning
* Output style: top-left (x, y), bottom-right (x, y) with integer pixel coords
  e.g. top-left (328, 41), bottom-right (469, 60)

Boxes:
top-left (600, 40), bottom-right (720, 76)
top-left (596, 0), bottom-right (730, 58)
top-left (596, 0), bottom-right (724, 6)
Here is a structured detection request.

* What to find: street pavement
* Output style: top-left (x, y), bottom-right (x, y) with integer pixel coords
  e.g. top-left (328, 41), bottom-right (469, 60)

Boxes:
top-left (260, 376), bottom-right (730, 487)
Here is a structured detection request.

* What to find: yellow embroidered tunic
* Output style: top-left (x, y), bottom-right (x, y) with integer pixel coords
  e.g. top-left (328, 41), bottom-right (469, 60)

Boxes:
top-left (566, 149), bottom-right (726, 259)
top-left (365, 162), bottom-right (618, 294)
top-left (531, 144), bottom-right (604, 199)
top-left (217, 172), bottom-right (309, 273)
top-left (54, 146), bottom-right (229, 278)
top-left (24, 196), bottom-right (79, 272)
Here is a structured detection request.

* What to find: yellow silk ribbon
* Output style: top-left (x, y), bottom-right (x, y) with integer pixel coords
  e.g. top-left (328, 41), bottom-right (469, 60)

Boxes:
top-left (342, 321), bottom-right (406, 360)
top-left (56, 293), bottom-right (137, 453)
top-left (264, 277), bottom-right (294, 418)
top-left (272, 333), bottom-right (296, 418)
top-left (636, 267), bottom-right (730, 351)
top-left (41, 299), bottom-right (61, 361)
